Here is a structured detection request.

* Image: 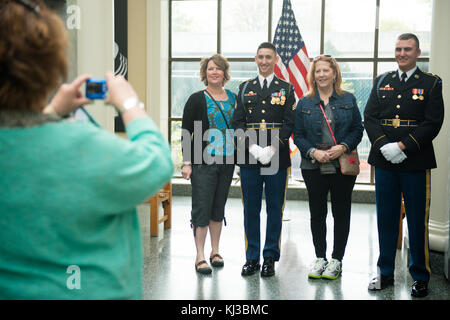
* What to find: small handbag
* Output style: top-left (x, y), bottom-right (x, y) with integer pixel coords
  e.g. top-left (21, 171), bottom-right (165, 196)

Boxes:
top-left (318, 103), bottom-right (360, 176)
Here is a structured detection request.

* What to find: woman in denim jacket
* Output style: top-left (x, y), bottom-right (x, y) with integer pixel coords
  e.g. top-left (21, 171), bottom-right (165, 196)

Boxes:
top-left (293, 55), bottom-right (363, 280)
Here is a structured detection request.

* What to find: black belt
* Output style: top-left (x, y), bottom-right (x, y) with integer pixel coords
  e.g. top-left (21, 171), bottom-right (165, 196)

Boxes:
top-left (246, 122), bottom-right (282, 130)
top-left (380, 119), bottom-right (418, 128)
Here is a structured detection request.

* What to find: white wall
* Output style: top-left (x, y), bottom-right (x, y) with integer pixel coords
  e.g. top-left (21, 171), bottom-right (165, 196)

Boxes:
top-left (128, 0), bottom-right (169, 139)
top-left (146, 0), bottom-right (169, 141)
top-left (76, 0), bottom-right (115, 132)
top-left (429, 0), bottom-right (450, 252)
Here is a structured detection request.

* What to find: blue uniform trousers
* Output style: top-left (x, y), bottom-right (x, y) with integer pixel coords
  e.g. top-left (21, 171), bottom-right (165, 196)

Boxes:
top-left (375, 168), bottom-right (431, 282)
top-left (240, 167), bottom-right (288, 262)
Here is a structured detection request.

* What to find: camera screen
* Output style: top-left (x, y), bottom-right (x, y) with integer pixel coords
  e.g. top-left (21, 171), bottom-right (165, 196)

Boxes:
top-left (86, 83), bottom-right (103, 94)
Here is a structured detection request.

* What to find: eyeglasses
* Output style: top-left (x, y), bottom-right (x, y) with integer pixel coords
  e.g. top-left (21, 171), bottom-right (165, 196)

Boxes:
top-left (313, 54), bottom-right (332, 61)
top-left (13, 0), bottom-right (41, 15)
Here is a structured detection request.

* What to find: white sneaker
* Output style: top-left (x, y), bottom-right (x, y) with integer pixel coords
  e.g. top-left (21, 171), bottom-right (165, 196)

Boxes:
top-left (308, 258), bottom-right (328, 279)
top-left (322, 258), bottom-right (342, 280)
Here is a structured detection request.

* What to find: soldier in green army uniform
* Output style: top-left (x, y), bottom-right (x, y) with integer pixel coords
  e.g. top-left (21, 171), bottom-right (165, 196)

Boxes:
top-left (364, 33), bottom-right (444, 298)
top-left (232, 42), bottom-right (295, 277)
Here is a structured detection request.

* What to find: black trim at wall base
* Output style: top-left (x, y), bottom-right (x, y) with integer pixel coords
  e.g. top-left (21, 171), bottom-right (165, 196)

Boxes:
top-left (171, 179), bottom-right (375, 204)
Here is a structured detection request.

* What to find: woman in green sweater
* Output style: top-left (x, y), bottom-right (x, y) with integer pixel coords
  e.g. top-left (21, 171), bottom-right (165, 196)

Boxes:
top-left (0, 1), bottom-right (173, 299)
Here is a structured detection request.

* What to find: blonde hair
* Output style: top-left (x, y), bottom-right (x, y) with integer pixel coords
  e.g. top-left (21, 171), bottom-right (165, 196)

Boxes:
top-left (200, 54), bottom-right (230, 86)
top-left (306, 55), bottom-right (344, 99)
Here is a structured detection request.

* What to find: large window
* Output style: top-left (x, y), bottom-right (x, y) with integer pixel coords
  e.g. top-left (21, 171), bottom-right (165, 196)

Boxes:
top-left (169, 0), bottom-right (432, 184)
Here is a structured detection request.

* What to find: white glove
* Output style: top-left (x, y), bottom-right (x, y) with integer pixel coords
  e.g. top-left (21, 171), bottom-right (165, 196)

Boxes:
top-left (258, 146), bottom-right (276, 165)
top-left (380, 143), bottom-right (403, 162)
top-left (390, 151), bottom-right (407, 164)
top-left (249, 144), bottom-right (263, 160)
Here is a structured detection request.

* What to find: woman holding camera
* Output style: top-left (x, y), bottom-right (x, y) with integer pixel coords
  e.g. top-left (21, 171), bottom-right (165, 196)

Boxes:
top-left (0, 1), bottom-right (173, 299)
top-left (293, 55), bottom-right (363, 280)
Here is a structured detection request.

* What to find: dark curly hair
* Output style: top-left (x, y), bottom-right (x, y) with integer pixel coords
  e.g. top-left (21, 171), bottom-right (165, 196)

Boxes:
top-left (0, 0), bottom-right (68, 111)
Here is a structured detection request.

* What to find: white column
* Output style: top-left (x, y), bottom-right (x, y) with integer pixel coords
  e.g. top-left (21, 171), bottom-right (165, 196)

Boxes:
top-left (127, 0), bottom-right (169, 139)
top-left (429, 0), bottom-right (450, 254)
top-left (146, 0), bottom-right (170, 140)
top-left (76, 0), bottom-right (115, 132)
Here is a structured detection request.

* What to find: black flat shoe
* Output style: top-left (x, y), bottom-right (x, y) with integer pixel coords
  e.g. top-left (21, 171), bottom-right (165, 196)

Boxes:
top-left (195, 260), bottom-right (212, 275)
top-left (210, 253), bottom-right (224, 268)
top-left (411, 280), bottom-right (428, 298)
top-left (368, 274), bottom-right (394, 291)
top-left (261, 257), bottom-right (275, 277)
top-left (241, 260), bottom-right (260, 276)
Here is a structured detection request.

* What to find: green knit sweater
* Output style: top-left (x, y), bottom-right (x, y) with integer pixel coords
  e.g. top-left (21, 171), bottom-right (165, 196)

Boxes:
top-left (0, 116), bottom-right (173, 299)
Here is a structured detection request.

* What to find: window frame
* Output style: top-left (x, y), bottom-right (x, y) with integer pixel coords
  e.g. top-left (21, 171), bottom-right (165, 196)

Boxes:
top-left (168, 0), bottom-right (430, 185)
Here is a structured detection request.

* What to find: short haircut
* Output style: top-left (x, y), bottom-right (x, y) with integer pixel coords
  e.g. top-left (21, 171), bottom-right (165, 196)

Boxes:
top-left (397, 33), bottom-right (420, 49)
top-left (200, 54), bottom-right (230, 86)
top-left (0, 1), bottom-right (68, 111)
top-left (257, 42), bottom-right (277, 56)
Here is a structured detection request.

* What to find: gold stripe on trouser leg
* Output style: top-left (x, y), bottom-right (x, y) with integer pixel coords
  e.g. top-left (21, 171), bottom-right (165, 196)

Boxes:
top-left (278, 168), bottom-right (289, 251)
top-left (239, 179), bottom-right (248, 253)
top-left (424, 169), bottom-right (431, 275)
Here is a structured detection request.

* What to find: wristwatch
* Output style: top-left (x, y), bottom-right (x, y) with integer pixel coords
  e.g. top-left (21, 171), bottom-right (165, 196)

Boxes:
top-left (309, 148), bottom-right (317, 163)
top-left (117, 97), bottom-right (144, 113)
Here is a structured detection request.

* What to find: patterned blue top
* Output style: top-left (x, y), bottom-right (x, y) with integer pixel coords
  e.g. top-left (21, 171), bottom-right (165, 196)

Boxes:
top-left (204, 89), bottom-right (236, 157)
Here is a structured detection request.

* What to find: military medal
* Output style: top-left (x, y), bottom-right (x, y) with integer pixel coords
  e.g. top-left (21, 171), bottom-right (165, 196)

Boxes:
top-left (271, 92), bottom-right (279, 105)
top-left (412, 89), bottom-right (424, 101)
top-left (280, 89), bottom-right (286, 105)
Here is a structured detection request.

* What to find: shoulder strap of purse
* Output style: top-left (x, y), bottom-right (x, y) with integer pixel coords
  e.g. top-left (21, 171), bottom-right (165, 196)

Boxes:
top-left (204, 90), bottom-right (231, 130)
top-left (318, 103), bottom-right (338, 146)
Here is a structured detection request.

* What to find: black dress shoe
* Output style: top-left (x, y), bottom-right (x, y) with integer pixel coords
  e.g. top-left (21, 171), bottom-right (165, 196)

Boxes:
top-left (261, 257), bottom-right (275, 277)
top-left (241, 260), bottom-right (260, 276)
top-left (411, 280), bottom-right (428, 298)
top-left (368, 274), bottom-right (394, 291)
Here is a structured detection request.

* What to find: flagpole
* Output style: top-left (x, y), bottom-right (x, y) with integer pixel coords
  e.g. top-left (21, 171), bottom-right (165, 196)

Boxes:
top-left (268, 0), bottom-right (273, 42)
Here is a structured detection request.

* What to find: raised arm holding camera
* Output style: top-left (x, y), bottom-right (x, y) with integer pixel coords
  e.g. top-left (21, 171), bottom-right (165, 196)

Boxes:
top-left (0, 0), bottom-right (173, 299)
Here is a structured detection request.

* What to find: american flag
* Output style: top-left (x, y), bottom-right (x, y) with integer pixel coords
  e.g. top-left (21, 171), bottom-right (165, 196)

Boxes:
top-left (273, 0), bottom-right (310, 156)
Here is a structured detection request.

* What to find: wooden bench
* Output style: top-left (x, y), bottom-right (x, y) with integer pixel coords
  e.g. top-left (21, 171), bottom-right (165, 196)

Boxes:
top-left (145, 182), bottom-right (172, 237)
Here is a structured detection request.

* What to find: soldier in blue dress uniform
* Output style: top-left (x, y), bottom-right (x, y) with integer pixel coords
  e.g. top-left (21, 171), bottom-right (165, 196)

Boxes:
top-left (232, 42), bottom-right (295, 277)
top-left (364, 33), bottom-right (444, 297)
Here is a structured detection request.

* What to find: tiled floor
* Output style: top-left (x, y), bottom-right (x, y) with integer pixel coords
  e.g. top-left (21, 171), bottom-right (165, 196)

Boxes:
top-left (138, 196), bottom-right (450, 300)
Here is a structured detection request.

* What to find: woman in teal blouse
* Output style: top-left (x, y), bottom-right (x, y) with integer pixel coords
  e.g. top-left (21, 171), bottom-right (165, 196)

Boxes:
top-left (181, 54), bottom-right (237, 274)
